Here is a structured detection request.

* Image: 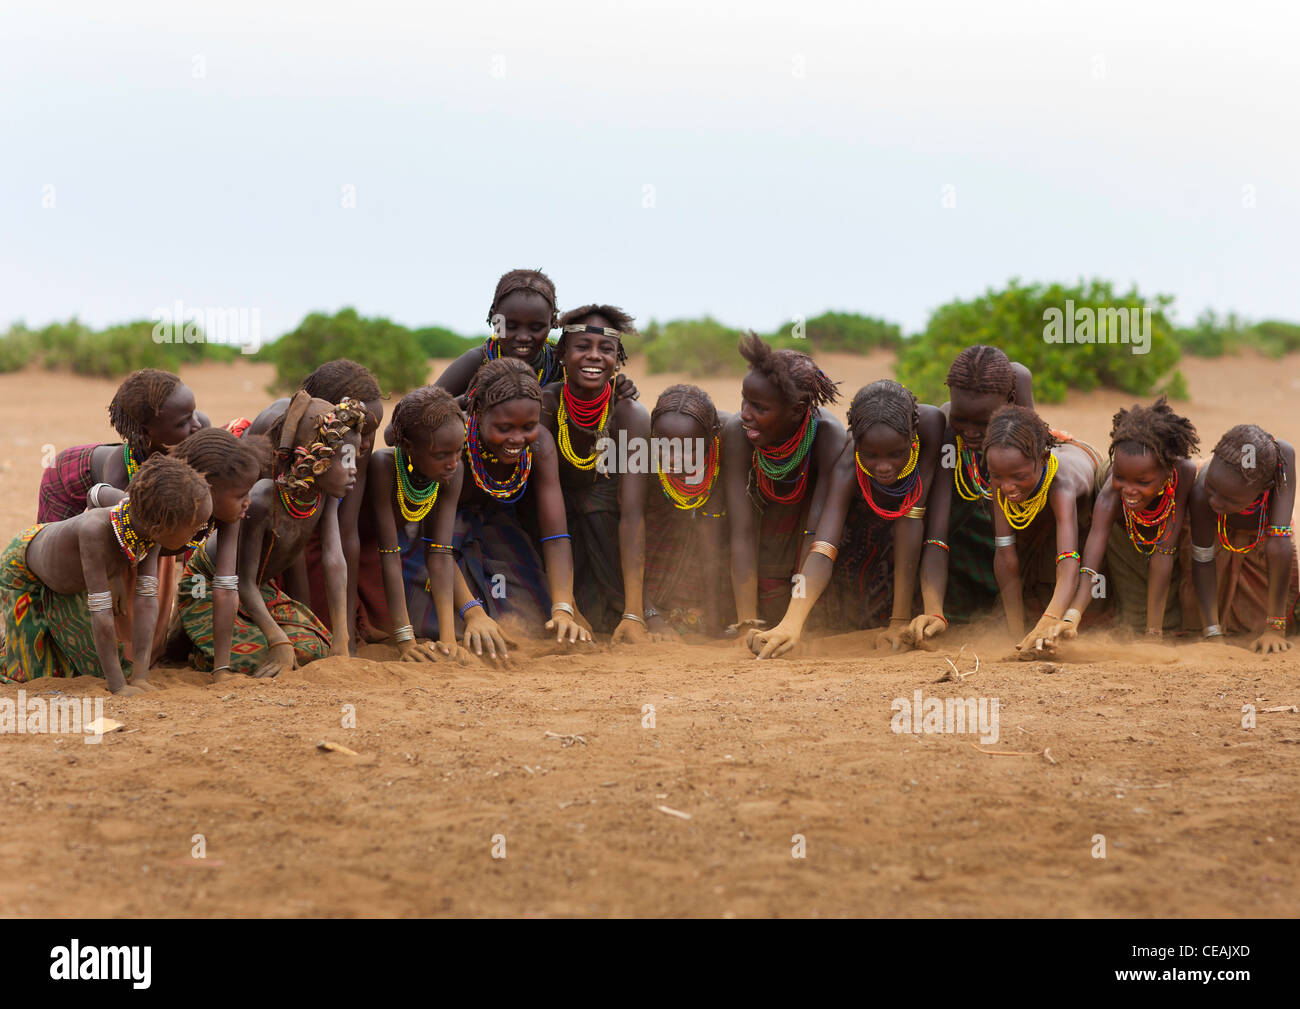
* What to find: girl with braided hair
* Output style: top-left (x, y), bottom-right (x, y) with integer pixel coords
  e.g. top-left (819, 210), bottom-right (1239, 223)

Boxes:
top-left (1039, 398), bottom-right (1199, 647)
top-left (363, 386), bottom-right (476, 663)
top-left (434, 269), bottom-right (639, 403)
top-left (176, 394), bottom-right (367, 677)
top-left (982, 405), bottom-right (1105, 655)
top-left (748, 380), bottom-right (945, 658)
top-left (37, 368), bottom-right (203, 522)
top-left (1, 455), bottom-right (212, 695)
top-left (643, 384), bottom-right (733, 637)
top-left (540, 304), bottom-right (657, 642)
top-left (1184, 425), bottom-right (1297, 652)
top-left (921, 346), bottom-right (1037, 627)
top-left (248, 359), bottom-right (386, 651)
top-left (457, 358), bottom-right (590, 645)
top-left (723, 333), bottom-right (843, 634)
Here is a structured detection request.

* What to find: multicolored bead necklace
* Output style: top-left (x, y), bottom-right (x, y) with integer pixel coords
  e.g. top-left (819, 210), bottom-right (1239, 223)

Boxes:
top-left (953, 435), bottom-right (992, 501)
top-left (277, 483), bottom-right (323, 520)
top-left (467, 414), bottom-right (532, 503)
top-left (753, 410), bottom-right (818, 504)
top-left (1122, 470), bottom-right (1177, 555)
top-left (122, 442), bottom-right (142, 482)
top-left (997, 452), bottom-right (1059, 530)
top-left (186, 517), bottom-right (218, 549)
top-left (660, 436), bottom-right (721, 510)
top-left (557, 381), bottom-right (612, 472)
top-left (108, 496), bottom-right (154, 563)
top-left (394, 446), bottom-right (440, 522)
top-left (855, 434), bottom-right (923, 520)
top-left (1217, 489), bottom-right (1270, 554)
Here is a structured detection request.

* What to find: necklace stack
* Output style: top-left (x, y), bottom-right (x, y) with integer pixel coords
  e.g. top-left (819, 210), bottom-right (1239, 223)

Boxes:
top-left (753, 410), bottom-right (818, 504)
top-left (122, 442), bottom-right (142, 482)
top-left (109, 497), bottom-right (153, 563)
top-left (277, 483), bottom-right (322, 520)
top-left (557, 381), bottom-right (612, 472)
top-left (660, 436), bottom-right (721, 510)
top-left (1122, 470), bottom-right (1177, 555)
top-left (998, 452), bottom-right (1059, 530)
top-left (394, 447), bottom-right (440, 521)
top-left (186, 518), bottom-right (218, 549)
top-left (953, 436), bottom-right (992, 500)
top-left (856, 435), bottom-right (923, 520)
top-left (467, 415), bottom-right (532, 502)
top-left (1217, 489), bottom-right (1270, 554)
top-left (485, 337), bottom-right (560, 385)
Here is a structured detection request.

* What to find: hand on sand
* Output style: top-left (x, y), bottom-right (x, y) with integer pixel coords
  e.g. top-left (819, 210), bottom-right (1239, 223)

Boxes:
top-left (1016, 614), bottom-right (1066, 657)
top-left (463, 610), bottom-right (517, 665)
top-left (879, 620), bottom-right (915, 653)
top-left (748, 622), bottom-right (799, 659)
top-left (1250, 630), bottom-right (1292, 654)
top-left (611, 617), bottom-right (652, 645)
top-left (907, 613), bottom-right (948, 644)
top-left (397, 638), bottom-right (437, 663)
top-left (253, 641), bottom-right (296, 678)
top-left (546, 611), bottom-right (593, 645)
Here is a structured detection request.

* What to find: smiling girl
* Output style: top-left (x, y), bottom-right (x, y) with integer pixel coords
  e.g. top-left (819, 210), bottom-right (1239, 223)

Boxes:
top-left (1041, 398), bottom-right (1198, 646)
top-left (540, 305), bottom-right (655, 642)
top-left (723, 333), bottom-right (842, 634)
top-left (1185, 425), bottom-right (1297, 653)
top-left (364, 385), bottom-right (474, 663)
top-left (749, 380), bottom-right (945, 658)
top-left (176, 394), bottom-right (367, 677)
top-left (983, 405), bottom-right (1104, 654)
top-left (457, 358), bottom-right (590, 646)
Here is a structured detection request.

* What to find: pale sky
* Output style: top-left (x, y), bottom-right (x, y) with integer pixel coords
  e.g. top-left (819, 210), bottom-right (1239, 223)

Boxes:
top-left (2, 0), bottom-right (1297, 339)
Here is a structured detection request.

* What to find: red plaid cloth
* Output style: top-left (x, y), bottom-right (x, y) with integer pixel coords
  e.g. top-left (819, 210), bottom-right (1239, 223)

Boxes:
top-left (36, 443), bottom-right (98, 523)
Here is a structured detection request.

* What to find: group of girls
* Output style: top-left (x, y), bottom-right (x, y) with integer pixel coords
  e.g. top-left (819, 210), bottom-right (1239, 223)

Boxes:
top-left (1, 268), bottom-right (1295, 694)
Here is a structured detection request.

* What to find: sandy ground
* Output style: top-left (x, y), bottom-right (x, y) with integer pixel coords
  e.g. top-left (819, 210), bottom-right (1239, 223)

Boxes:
top-left (0, 350), bottom-right (1297, 918)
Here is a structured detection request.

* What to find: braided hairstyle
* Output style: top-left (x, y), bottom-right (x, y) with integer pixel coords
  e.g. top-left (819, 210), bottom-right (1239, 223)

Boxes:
top-left (467, 358), bottom-right (543, 419)
top-left (107, 369), bottom-right (185, 459)
top-left (946, 345), bottom-right (1015, 398)
top-left (126, 454), bottom-right (210, 539)
top-left (276, 396), bottom-right (369, 498)
top-left (171, 428), bottom-right (271, 490)
top-left (847, 380), bottom-right (919, 441)
top-left (651, 384), bottom-right (720, 438)
top-left (557, 304), bottom-right (633, 365)
top-left (1109, 396), bottom-right (1199, 473)
top-left (386, 386), bottom-right (466, 447)
top-left (1212, 424), bottom-right (1286, 488)
top-left (985, 405), bottom-right (1057, 463)
top-left (738, 332), bottom-right (839, 411)
top-left (486, 268), bottom-right (559, 331)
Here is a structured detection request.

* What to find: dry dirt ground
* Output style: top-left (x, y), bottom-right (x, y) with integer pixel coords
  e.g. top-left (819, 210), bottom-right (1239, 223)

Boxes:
top-left (0, 351), bottom-right (1296, 918)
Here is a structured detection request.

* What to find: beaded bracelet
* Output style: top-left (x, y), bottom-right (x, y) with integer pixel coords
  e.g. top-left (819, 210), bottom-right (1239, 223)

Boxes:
top-left (379, 546), bottom-right (402, 554)
top-left (458, 599), bottom-right (484, 621)
top-left (1080, 565), bottom-right (1100, 582)
top-left (1267, 525), bottom-right (1293, 537)
top-left (700, 509), bottom-right (726, 519)
top-left (1151, 545), bottom-right (1179, 556)
top-left (212, 574), bottom-right (240, 591)
top-left (1055, 550), bottom-right (1080, 565)
top-left (540, 533), bottom-right (571, 543)
top-left (1267, 616), bottom-right (1287, 632)
top-left (423, 541), bottom-right (454, 555)
top-left (923, 539), bottom-right (949, 552)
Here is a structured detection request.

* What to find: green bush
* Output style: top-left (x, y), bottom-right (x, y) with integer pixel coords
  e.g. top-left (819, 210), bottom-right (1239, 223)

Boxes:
top-left (2, 318), bottom-right (240, 377)
top-left (1175, 309), bottom-right (1250, 357)
top-left (262, 308), bottom-right (429, 395)
top-left (895, 279), bottom-right (1186, 405)
top-left (644, 317), bottom-right (749, 377)
top-left (766, 311), bottom-right (902, 352)
top-left (413, 326), bottom-right (479, 359)
top-left (1248, 320), bottom-right (1300, 357)
top-left (0, 325), bottom-right (32, 373)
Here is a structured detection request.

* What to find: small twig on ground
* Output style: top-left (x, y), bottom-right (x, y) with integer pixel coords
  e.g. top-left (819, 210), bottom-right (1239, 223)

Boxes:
top-left (656, 805), bottom-right (691, 820)
top-left (937, 645), bottom-right (980, 683)
top-left (544, 731), bottom-right (588, 747)
top-left (1042, 747), bottom-right (1057, 765)
top-left (967, 742), bottom-right (1038, 757)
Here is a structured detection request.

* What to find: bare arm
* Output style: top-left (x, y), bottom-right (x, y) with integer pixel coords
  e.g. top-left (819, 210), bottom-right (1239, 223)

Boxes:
top-left (77, 523), bottom-right (131, 694)
top-left (128, 547), bottom-right (162, 682)
top-left (722, 415), bottom-right (759, 627)
top-left (319, 496), bottom-right (349, 657)
top-left (209, 521), bottom-right (241, 673)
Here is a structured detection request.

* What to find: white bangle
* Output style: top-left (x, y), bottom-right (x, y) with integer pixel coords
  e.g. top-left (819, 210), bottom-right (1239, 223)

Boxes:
top-left (393, 624), bottom-right (415, 643)
top-left (212, 574), bottom-right (240, 591)
top-left (550, 602), bottom-right (574, 618)
top-left (621, 612), bottom-right (645, 625)
top-left (1191, 543), bottom-right (1216, 563)
top-left (994, 534), bottom-right (1017, 548)
top-left (135, 575), bottom-right (159, 597)
top-left (87, 590), bottom-right (114, 612)
top-left (1203, 624), bottom-right (1223, 638)
top-left (87, 482), bottom-right (113, 509)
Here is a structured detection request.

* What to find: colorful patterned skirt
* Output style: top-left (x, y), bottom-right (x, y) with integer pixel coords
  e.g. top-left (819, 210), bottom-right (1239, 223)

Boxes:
top-left (943, 491), bottom-right (1001, 623)
top-left (0, 525), bottom-right (130, 682)
top-left (455, 502), bottom-right (551, 637)
top-left (37, 443), bottom-right (99, 523)
top-left (1177, 523), bottom-right (1300, 635)
top-left (175, 545), bottom-right (332, 674)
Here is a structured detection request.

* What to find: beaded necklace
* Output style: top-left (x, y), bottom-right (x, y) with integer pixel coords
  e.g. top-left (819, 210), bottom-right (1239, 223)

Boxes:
top-left (277, 483), bottom-right (322, 520)
top-left (108, 496), bottom-right (154, 563)
top-left (186, 517), bottom-right (218, 549)
top-left (753, 410), bottom-right (818, 504)
top-left (557, 381), bottom-right (612, 472)
top-left (122, 442), bottom-right (141, 482)
top-left (485, 337), bottom-right (560, 385)
top-left (1121, 470), bottom-right (1178, 555)
top-left (953, 435), bottom-right (992, 501)
top-left (1217, 489), bottom-right (1270, 554)
top-left (660, 436), bottom-right (721, 510)
top-left (466, 414), bottom-right (532, 503)
top-left (855, 435), bottom-right (923, 520)
top-left (393, 446), bottom-right (440, 522)
top-left (997, 452), bottom-right (1059, 530)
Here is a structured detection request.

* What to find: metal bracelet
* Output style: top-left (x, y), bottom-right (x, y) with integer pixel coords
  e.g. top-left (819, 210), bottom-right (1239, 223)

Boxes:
top-left (1203, 624), bottom-right (1223, 638)
top-left (86, 482), bottom-right (113, 509)
top-left (621, 612), bottom-right (646, 625)
top-left (994, 534), bottom-right (1017, 548)
top-left (550, 601), bottom-right (575, 618)
top-left (87, 590), bottom-right (114, 612)
top-left (393, 623), bottom-right (415, 643)
top-left (1191, 543), bottom-right (1216, 563)
top-left (135, 575), bottom-right (159, 597)
top-left (212, 574), bottom-right (240, 591)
